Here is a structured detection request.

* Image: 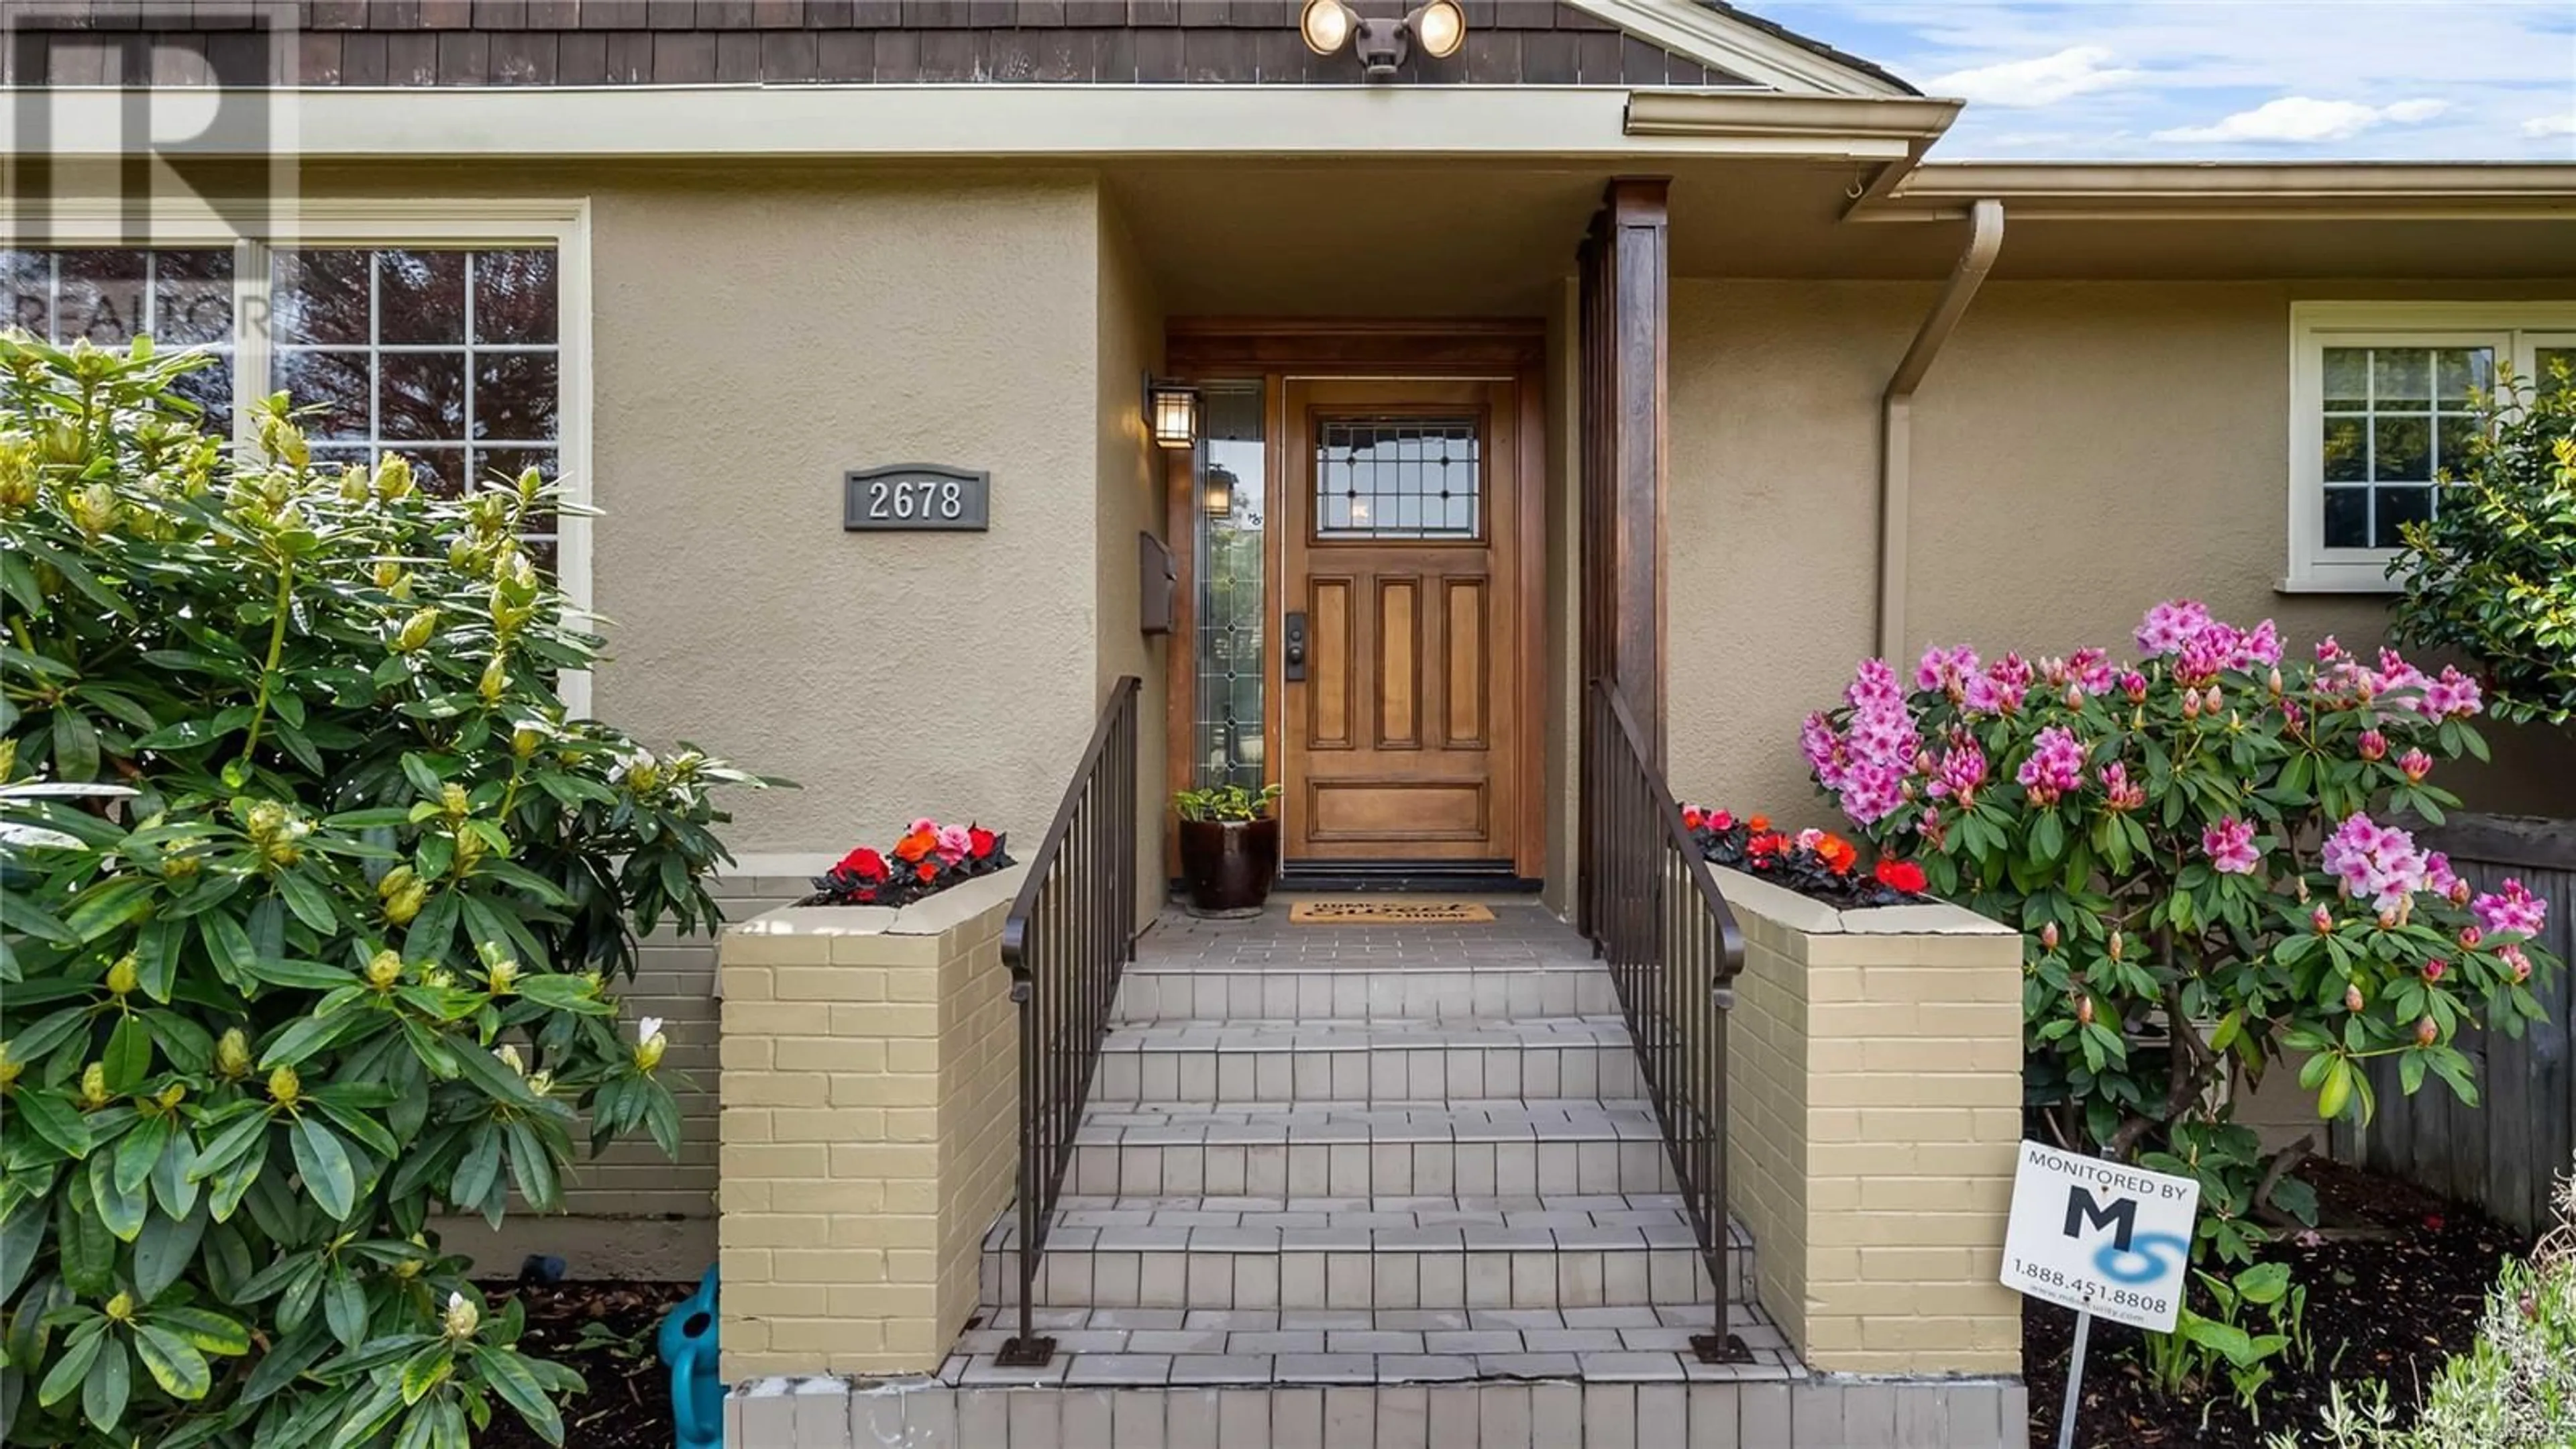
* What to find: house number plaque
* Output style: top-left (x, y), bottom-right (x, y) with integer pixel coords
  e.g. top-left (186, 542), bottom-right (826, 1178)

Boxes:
top-left (843, 464), bottom-right (989, 532)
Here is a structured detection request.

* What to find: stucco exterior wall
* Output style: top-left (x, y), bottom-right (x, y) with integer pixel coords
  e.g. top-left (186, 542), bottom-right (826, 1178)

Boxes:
top-left (1097, 197), bottom-right (1171, 930)
top-left (588, 174), bottom-right (1111, 858)
top-left (1666, 278), bottom-right (2576, 825)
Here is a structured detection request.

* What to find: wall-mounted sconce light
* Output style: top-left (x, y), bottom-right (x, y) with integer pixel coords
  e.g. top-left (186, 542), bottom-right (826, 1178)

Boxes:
top-left (1148, 378), bottom-right (1202, 450)
top-left (1299, 0), bottom-right (1466, 80)
top-left (1203, 463), bottom-right (1237, 519)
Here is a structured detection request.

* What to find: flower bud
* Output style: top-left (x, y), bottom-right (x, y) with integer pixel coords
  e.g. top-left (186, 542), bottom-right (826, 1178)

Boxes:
top-left (478, 653), bottom-right (508, 705)
top-left (2041, 921), bottom-right (2061, 951)
top-left (393, 606), bottom-right (439, 653)
top-left (156, 1083), bottom-right (186, 1110)
top-left (372, 558), bottom-right (405, 590)
top-left (635, 1014), bottom-right (669, 1073)
top-left (511, 727), bottom-right (541, 760)
top-left (68, 482), bottom-right (119, 537)
top-left (2400, 749), bottom-right (2432, 784)
top-left (528, 1069), bottom-right (555, 1098)
top-left (441, 1291), bottom-right (480, 1341)
top-left (2313, 904), bottom-right (2334, 935)
top-left (0, 1042), bottom-right (20, 1090)
top-left (486, 959), bottom-right (520, 996)
top-left (105, 954), bottom-right (139, 997)
top-left (374, 455), bottom-right (415, 503)
top-left (2064, 682), bottom-right (2083, 710)
top-left (2267, 667), bottom-right (2284, 697)
top-left (2182, 690), bottom-right (2202, 720)
top-left (2450, 877), bottom-right (2472, 907)
top-left (384, 877), bottom-right (427, 925)
top-left (78, 1062), bottom-right (109, 1109)
top-left (267, 1064), bottom-right (301, 1106)
top-left (365, 950), bottom-right (404, 990)
top-left (440, 782), bottom-right (470, 819)
top-left (164, 851), bottom-right (200, 880)
top-left (2074, 994), bottom-right (2095, 1026)
top-left (2415, 1016), bottom-right (2438, 1047)
top-left (2423, 957), bottom-right (2448, 983)
top-left (337, 464), bottom-right (372, 502)
top-left (2358, 729), bottom-right (2387, 762)
top-left (2504, 943), bottom-right (2532, 983)
top-left (2344, 982), bottom-right (2364, 1014)
top-left (377, 863), bottom-right (415, 901)
top-left (425, 968), bottom-right (456, 989)
top-left (216, 1028), bottom-right (252, 1079)
top-left (2107, 930), bottom-right (2125, 962)
top-left (2459, 926), bottom-right (2483, 950)
top-left (104, 1292), bottom-right (136, 1324)
top-left (497, 1043), bottom-right (525, 1075)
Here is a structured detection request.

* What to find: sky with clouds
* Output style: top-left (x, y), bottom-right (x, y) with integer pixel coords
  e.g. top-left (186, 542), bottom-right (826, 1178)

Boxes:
top-left (1756, 2), bottom-right (2576, 160)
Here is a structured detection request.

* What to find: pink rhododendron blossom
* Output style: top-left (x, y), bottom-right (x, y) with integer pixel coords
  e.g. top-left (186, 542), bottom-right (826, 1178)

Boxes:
top-left (1811, 659), bottom-right (1920, 826)
top-left (2399, 749), bottom-right (2432, 784)
top-left (2320, 812), bottom-right (2430, 912)
top-left (1962, 672), bottom-right (2023, 716)
top-left (2098, 760), bottom-right (2145, 812)
top-left (2135, 601), bottom-right (2283, 686)
top-left (2137, 599), bottom-right (2212, 657)
top-left (2067, 647), bottom-right (2115, 696)
top-left (2502, 942), bottom-right (2534, 982)
top-left (1929, 741), bottom-right (1988, 802)
top-left (2015, 727), bottom-right (2086, 803)
top-left (2118, 669), bottom-right (2148, 703)
top-left (2426, 852), bottom-right (2467, 905)
top-left (1915, 645), bottom-right (1980, 695)
top-left (2200, 817), bottom-right (2260, 875)
top-left (2357, 729), bottom-right (2387, 761)
top-left (1801, 712), bottom-right (1847, 789)
top-left (2423, 666), bottom-right (2483, 720)
top-left (2472, 877), bottom-right (2548, 940)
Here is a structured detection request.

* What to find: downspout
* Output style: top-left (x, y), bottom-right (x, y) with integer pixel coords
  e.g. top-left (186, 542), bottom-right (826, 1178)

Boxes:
top-left (1876, 198), bottom-right (2004, 660)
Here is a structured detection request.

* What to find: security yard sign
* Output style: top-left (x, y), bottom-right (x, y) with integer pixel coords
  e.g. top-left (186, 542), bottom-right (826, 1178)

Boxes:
top-left (2001, 1140), bottom-right (2201, 1332)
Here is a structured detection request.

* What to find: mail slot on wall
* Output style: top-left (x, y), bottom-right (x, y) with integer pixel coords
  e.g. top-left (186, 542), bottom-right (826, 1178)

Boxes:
top-left (1139, 531), bottom-right (1175, 635)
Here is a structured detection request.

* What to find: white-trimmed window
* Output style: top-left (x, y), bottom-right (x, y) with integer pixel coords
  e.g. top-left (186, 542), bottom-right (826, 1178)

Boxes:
top-left (0, 202), bottom-right (592, 712)
top-left (2289, 302), bottom-right (2576, 592)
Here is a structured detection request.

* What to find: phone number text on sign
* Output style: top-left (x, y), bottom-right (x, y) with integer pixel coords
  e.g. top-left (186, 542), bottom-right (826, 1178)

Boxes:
top-left (1998, 1140), bottom-right (2201, 1332)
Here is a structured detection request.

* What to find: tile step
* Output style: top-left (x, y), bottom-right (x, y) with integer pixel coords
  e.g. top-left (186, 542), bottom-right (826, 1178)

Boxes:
top-left (980, 1197), bottom-right (1748, 1311)
top-left (1067, 1102), bottom-right (1678, 1197)
top-left (945, 1301), bottom-right (1797, 1389)
top-left (1113, 961), bottom-right (1617, 1024)
top-left (1093, 1020), bottom-right (1642, 1105)
top-left (731, 1373), bottom-right (2032, 1449)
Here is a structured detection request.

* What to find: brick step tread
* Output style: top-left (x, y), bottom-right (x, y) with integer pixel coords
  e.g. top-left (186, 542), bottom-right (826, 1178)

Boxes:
top-left (1124, 955), bottom-right (1611, 974)
top-left (943, 1302), bottom-right (1796, 1388)
top-left (1102, 1018), bottom-right (1631, 1051)
top-left (1077, 1102), bottom-right (1666, 1146)
top-left (987, 1194), bottom-right (1748, 1254)
top-left (1114, 964), bottom-right (1619, 1024)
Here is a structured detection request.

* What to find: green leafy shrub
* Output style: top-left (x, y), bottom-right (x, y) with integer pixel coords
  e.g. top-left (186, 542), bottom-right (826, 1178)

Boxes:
top-left (1801, 605), bottom-right (2557, 1264)
top-left (2266, 1162), bottom-right (2576, 1448)
top-left (0, 334), bottom-right (767, 1448)
top-left (2390, 363), bottom-right (2576, 725)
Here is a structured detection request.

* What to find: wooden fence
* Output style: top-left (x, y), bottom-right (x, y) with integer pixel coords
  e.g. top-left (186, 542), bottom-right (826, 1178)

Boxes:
top-left (2332, 814), bottom-right (2576, 1236)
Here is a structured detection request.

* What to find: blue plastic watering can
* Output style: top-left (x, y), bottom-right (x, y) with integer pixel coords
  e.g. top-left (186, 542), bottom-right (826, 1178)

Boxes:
top-left (657, 1267), bottom-right (722, 1449)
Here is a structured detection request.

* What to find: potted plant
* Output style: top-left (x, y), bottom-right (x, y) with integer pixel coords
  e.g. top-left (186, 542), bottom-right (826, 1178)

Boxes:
top-left (1173, 782), bottom-right (1283, 918)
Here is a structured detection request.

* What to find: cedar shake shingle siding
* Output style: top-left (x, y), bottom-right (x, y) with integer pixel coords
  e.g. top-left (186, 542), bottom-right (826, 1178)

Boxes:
top-left (3, 0), bottom-right (1767, 87)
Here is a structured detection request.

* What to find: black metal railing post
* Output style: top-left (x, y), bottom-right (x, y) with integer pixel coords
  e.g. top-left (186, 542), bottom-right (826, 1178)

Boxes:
top-left (996, 676), bottom-right (1143, 1368)
top-left (1580, 678), bottom-right (1750, 1364)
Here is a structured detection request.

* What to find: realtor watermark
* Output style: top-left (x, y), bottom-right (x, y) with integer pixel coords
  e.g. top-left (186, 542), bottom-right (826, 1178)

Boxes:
top-left (3, 2), bottom-right (302, 254)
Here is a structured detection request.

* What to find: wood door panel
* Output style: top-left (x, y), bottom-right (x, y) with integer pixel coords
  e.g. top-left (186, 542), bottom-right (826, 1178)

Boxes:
top-left (1307, 779), bottom-right (1488, 841)
top-left (1282, 378), bottom-right (1523, 866)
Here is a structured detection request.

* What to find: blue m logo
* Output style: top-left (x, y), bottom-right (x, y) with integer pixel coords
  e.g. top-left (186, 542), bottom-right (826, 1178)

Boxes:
top-left (2064, 1185), bottom-right (2186, 1285)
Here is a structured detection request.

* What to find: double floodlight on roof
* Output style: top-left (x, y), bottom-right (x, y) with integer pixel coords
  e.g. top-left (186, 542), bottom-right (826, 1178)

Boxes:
top-left (1298, 0), bottom-right (1467, 80)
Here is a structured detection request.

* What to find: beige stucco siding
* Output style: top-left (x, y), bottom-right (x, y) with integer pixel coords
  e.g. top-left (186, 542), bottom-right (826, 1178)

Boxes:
top-left (1096, 199), bottom-right (1172, 925)
top-left (588, 175), bottom-right (1111, 857)
top-left (1666, 278), bottom-right (2576, 826)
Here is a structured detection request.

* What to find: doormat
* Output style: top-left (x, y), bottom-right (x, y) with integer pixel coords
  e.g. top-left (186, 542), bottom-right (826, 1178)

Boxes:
top-left (1289, 901), bottom-right (1495, 924)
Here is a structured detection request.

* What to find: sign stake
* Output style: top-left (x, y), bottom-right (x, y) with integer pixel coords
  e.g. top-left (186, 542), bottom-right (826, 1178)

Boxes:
top-left (2055, 1297), bottom-right (2093, 1449)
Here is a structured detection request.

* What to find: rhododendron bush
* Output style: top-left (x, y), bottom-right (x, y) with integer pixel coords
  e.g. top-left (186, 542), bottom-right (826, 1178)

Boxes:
top-left (1805, 601), bottom-right (2558, 1260)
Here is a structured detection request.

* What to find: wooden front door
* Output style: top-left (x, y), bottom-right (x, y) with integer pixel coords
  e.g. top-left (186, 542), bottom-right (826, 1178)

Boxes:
top-left (1281, 378), bottom-right (1525, 867)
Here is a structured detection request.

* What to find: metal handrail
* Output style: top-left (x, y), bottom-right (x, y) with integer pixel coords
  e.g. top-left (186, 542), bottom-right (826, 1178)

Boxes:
top-left (996, 676), bottom-right (1142, 1368)
top-left (1581, 677), bottom-right (1750, 1362)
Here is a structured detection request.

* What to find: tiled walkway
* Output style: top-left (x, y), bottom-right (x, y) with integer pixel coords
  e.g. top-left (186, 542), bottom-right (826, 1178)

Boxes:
top-left (944, 902), bottom-right (1797, 1395)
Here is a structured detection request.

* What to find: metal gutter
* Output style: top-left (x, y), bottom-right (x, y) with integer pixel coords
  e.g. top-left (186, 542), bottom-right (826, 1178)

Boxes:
top-left (1877, 197), bottom-right (2002, 659)
top-left (1860, 161), bottom-right (2576, 221)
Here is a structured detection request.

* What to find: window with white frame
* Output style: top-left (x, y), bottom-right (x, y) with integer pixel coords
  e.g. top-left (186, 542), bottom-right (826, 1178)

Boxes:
top-left (2290, 303), bottom-right (2576, 591)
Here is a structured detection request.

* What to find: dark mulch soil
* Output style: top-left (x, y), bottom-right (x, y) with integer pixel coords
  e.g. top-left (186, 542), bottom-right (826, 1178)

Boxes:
top-left (2028, 1159), bottom-right (2526, 1448)
top-left (476, 1280), bottom-right (694, 1449)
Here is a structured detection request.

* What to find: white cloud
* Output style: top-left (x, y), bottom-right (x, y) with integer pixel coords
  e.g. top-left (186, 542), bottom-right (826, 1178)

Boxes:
top-left (1926, 46), bottom-right (2143, 107)
top-left (2525, 109), bottom-right (2576, 139)
top-left (2153, 96), bottom-right (2450, 144)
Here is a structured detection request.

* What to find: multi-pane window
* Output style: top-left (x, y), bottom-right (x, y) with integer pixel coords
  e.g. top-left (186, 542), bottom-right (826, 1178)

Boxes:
top-left (2290, 305), bottom-right (2576, 590)
top-left (1, 248), bottom-right (236, 419)
top-left (270, 248), bottom-right (562, 566)
top-left (1, 240), bottom-right (566, 571)
top-left (1194, 382), bottom-right (1267, 791)
top-left (2318, 344), bottom-right (2490, 549)
top-left (1313, 415), bottom-right (1481, 540)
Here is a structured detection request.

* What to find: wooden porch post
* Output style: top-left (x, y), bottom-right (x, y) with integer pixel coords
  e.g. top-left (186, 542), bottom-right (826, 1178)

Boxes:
top-left (1578, 177), bottom-right (1670, 762)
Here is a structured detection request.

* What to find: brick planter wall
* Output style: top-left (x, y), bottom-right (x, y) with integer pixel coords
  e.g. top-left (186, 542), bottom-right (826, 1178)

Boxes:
top-left (716, 865), bottom-right (1027, 1380)
top-left (1717, 867), bottom-right (2025, 1376)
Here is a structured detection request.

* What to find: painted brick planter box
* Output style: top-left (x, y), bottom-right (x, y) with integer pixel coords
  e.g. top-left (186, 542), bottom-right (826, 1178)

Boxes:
top-left (1715, 866), bottom-right (2027, 1377)
top-left (716, 864), bottom-right (1029, 1381)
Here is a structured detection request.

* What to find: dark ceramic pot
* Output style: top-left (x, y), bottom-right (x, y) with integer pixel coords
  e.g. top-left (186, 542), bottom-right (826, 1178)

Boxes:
top-left (1178, 816), bottom-right (1279, 918)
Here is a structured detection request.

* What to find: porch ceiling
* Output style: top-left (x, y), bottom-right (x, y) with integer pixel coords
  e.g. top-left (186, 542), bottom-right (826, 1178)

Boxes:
top-left (1112, 158), bottom-right (2576, 310)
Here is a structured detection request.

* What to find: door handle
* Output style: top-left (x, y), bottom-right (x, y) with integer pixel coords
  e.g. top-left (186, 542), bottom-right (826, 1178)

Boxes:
top-left (1283, 611), bottom-right (1308, 682)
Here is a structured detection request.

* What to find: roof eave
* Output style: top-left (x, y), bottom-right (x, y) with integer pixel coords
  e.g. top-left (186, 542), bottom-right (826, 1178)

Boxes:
top-left (1866, 160), bottom-right (2576, 221)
